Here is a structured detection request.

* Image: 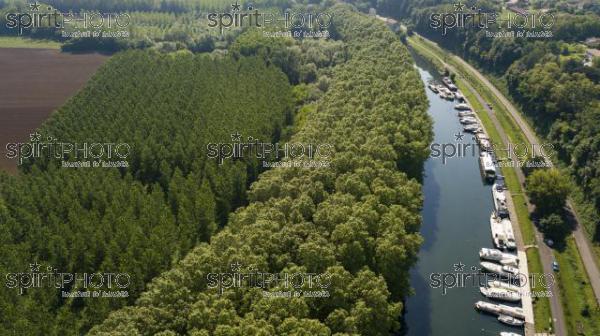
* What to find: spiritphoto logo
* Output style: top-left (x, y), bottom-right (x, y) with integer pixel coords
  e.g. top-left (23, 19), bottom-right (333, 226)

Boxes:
top-left (4, 261), bottom-right (130, 297)
top-left (207, 261), bottom-right (331, 298)
top-left (5, 1), bottom-right (130, 37)
top-left (429, 2), bottom-right (554, 38)
top-left (207, 1), bottom-right (332, 37)
top-left (207, 132), bottom-right (333, 168)
top-left (430, 132), bottom-right (553, 167)
top-left (430, 261), bottom-right (555, 296)
top-left (5, 132), bottom-right (131, 168)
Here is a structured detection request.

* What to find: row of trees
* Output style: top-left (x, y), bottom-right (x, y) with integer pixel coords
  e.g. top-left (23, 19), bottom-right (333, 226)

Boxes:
top-left (0, 52), bottom-right (293, 335)
top-left (87, 4), bottom-right (432, 335)
top-left (0, 2), bottom-right (238, 53)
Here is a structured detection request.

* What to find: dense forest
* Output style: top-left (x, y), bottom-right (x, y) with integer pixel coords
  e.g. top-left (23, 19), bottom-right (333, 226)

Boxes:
top-left (85, 4), bottom-right (432, 335)
top-left (0, 0), bottom-right (330, 53)
top-left (0, 0), bottom-right (237, 53)
top-left (0, 52), bottom-right (294, 335)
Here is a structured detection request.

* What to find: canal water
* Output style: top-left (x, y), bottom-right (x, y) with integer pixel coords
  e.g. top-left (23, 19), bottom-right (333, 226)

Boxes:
top-left (403, 52), bottom-right (508, 336)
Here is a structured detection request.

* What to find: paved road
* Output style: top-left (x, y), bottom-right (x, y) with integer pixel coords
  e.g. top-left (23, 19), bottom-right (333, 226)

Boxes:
top-left (409, 35), bottom-right (568, 335)
top-left (452, 50), bottom-right (600, 309)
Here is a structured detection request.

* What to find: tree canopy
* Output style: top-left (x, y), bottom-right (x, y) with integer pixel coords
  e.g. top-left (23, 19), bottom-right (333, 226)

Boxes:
top-left (87, 4), bottom-right (432, 335)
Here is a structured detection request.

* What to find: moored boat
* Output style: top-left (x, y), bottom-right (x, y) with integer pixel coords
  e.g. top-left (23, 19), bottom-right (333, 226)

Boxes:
top-left (464, 124), bottom-right (481, 133)
top-left (479, 248), bottom-right (519, 265)
top-left (489, 280), bottom-right (521, 292)
top-left (480, 286), bottom-right (521, 302)
top-left (498, 314), bottom-right (524, 326)
top-left (455, 103), bottom-right (471, 110)
top-left (479, 261), bottom-right (510, 276)
top-left (500, 332), bottom-right (522, 336)
top-left (460, 117), bottom-right (478, 125)
top-left (428, 83), bottom-right (439, 93)
top-left (474, 301), bottom-right (525, 319)
top-left (492, 182), bottom-right (510, 219)
top-left (479, 151), bottom-right (496, 180)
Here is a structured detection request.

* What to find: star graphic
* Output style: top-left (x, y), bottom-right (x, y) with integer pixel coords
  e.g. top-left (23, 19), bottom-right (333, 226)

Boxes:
top-left (453, 262), bottom-right (465, 272)
top-left (30, 262), bottom-right (41, 272)
top-left (454, 132), bottom-right (465, 141)
top-left (231, 1), bottom-right (241, 11)
top-left (231, 132), bottom-right (242, 142)
top-left (30, 1), bottom-right (40, 11)
top-left (30, 132), bottom-right (41, 142)
top-left (230, 261), bottom-right (242, 272)
top-left (454, 1), bottom-right (465, 12)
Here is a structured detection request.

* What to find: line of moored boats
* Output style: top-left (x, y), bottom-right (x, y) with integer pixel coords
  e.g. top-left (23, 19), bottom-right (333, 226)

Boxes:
top-left (431, 76), bottom-right (525, 335)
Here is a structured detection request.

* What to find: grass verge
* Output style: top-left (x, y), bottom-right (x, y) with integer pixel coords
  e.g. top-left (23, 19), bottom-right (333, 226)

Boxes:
top-left (555, 237), bottom-right (600, 335)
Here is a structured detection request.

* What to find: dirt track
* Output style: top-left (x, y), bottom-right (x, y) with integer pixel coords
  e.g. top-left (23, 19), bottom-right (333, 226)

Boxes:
top-left (0, 48), bottom-right (107, 173)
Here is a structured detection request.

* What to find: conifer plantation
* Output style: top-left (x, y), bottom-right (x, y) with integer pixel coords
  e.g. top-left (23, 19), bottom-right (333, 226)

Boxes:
top-left (0, 52), bottom-right (293, 335)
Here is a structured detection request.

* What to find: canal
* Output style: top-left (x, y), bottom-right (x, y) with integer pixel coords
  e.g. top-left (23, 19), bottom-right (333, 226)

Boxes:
top-left (403, 51), bottom-right (508, 336)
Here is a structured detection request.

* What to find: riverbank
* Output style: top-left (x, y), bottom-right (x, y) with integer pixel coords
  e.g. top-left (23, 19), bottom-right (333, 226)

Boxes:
top-left (404, 51), bottom-right (526, 336)
top-left (408, 35), bottom-right (552, 335)
top-left (408, 32), bottom-right (600, 335)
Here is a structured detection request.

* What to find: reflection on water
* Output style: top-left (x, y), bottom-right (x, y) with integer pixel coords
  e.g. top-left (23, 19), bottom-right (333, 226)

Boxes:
top-left (403, 51), bottom-right (508, 336)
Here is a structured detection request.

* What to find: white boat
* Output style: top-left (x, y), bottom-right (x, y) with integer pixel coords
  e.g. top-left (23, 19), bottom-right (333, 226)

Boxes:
top-left (459, 117), bottom-right (478, 124)
top-left (464, 124), bottom-right (481, 133)
top-left (454, 103), bottom-right (471, 110)
top-left (428, 83), bottom-right (439, 93)
top-left (439, 87), bottom-right (454, 100)
top-left (480, 261), bottom-right (519, 276)
top-left (498, 314), bottom-right (524, 326)
top-left (442, 77), bottom-right (458, 91)
top-left (458, 111), bottom-right (475, 117)
top-left (454, 91), bottom-right (464, 101)
top-left (490, 212), bottom-right (506, 249)
top-left (489, 280), bottom-right (521, 292)
top-left (481, 261), bottom-right (510, 276)
top-left (479, 138), bottom-right (491, 150)
top-left (479, 151), bottom-right (496, 180)
top-left (480, 286), bottom-right (521, 302)
top-left (501, 218), bottom-right (517, 250)
top-left (479, 248), bottom-right (519, 265)
top-left (474, 301), bottom-right (525, 319)
top-left (492, 182), bottom-right (510, 219)
top-left (475, 132), bottom-right (489, 143)
top-left (500, 332), bottom-right (522, 336)
top-left (499, 258), bottom-right (519, 267)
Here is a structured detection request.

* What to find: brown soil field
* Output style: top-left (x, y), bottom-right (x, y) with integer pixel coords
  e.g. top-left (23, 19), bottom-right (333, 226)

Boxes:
top-left (0, 48), bottom-right (108, 173)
